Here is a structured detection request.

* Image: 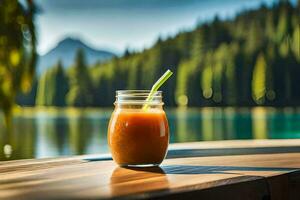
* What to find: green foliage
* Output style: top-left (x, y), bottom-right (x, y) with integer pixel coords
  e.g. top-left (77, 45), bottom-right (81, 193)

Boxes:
top-left (292, 25), bottom-right (300, 61)
top-left (252, 53), bottom-right (267, 104)
top-left (201, 52), bottom-right (214, 100)
top-left (34, 1), bottom-right (300, 107)
top-left (36, 60), bottom-right (69, 106)
top-left (88, 1), bottom-right (300, 107)
top-left (0, 0), bottom-right (37, 129)
top-left (66, 49), bottom-right (93, 107)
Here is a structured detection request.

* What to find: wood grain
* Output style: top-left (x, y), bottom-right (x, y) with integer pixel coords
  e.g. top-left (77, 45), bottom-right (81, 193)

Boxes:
top-left (0, 140), bottom-right (300, 200)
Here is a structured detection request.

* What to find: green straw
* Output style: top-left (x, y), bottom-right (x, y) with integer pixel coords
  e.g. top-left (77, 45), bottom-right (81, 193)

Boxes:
top-left (143, 69), bottom-right (173, 110)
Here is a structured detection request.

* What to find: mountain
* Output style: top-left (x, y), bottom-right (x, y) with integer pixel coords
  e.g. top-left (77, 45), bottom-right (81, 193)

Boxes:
top-left (37, 37), bottom-right (115, 75)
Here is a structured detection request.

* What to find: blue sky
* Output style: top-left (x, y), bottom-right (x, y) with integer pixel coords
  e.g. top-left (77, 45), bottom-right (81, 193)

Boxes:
top-left (34, 0), bottom-right (295, 55)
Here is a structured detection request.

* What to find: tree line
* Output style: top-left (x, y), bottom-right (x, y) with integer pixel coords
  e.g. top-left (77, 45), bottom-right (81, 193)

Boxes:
top-left (25, 1), bottom-right (300, 107)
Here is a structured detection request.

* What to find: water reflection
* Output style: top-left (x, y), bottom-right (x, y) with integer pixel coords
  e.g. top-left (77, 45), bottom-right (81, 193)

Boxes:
top-left (201, 108), bottom-right (214, 141)
top-left (252, 108), bottom-right (268, 139)
top-left (1, 107), bottom-right (300, 161)
top-left (0, 115), bottom-right (36, 160)
top-left (174, 108), bottom-right (201, 142)
top-left (35, 115), bottom-right (69, 157)
top-left (69, 116), bottom-right (93, 155)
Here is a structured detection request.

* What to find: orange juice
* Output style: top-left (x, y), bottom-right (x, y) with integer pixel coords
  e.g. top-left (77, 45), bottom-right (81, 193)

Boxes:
top-left (108, 109), bottom-right (169, 166)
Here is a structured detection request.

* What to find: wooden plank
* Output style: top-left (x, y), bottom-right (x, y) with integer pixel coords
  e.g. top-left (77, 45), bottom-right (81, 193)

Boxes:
top-left (0, 140), bottom-right (300, 199)
top-left (167, 139), bottom-right (300, 158)
top-left (169, 139), bottom-right (300, 150)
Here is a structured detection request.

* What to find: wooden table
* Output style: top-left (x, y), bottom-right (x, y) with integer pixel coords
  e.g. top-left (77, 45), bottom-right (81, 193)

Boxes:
top-left (1, 139), bottom-right (300, 200)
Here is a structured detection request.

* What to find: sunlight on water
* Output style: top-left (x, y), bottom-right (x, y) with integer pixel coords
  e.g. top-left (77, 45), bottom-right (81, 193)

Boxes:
top-left (3, 144), bottom-right (12, 158)
top-left (252, 107), bottom-right (268, 139)
top-left (1, 107), bottom-right (300, 161)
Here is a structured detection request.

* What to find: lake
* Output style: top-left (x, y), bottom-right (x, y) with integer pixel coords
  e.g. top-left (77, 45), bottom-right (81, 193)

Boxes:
top-left (1, 107), bottom-right (300, 161)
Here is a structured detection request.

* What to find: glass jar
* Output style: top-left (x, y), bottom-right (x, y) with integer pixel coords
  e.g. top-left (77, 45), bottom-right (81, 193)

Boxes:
top-left (108, 90), bottom-right (169, 167)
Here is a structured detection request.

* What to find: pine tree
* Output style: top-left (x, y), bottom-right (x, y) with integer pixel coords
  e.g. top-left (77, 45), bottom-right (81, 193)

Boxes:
top-left (36, 60), bottom-right (69, 106)
top-left (292, 25), bottom-right (300, 61)
top-left (52, 61), bottom-right (69, 106)
top-left (66, 49), bottom-right (93, 107)
top-left (252, 53), bottom-right (267, 104)
top-left (276, 8), bottom-right (289, 43)
top-left (36, 69), bottom-right (49, 106)
top-left (265, 11), bottom-right (275, 41)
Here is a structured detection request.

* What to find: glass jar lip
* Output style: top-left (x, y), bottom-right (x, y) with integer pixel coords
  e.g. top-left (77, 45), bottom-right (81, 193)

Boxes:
top-left (115, 90), bottom-right (163, 105)
top-left (114, 102), bottom-right (164, 105)
top-left (116, 90), bottom-right (162, 94)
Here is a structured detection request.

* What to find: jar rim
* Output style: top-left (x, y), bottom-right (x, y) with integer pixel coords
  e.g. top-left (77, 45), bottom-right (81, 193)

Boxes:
top-left (115, 90), bottom-right (163, 105)
top-left (114, 101), bottom-right (164, 105)
top-left (116, 90), bottom-right (162, 94)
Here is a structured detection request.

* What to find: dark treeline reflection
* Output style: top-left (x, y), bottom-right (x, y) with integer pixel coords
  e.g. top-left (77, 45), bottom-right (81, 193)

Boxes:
top-left (1, 107), bottom-right (300, 161)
